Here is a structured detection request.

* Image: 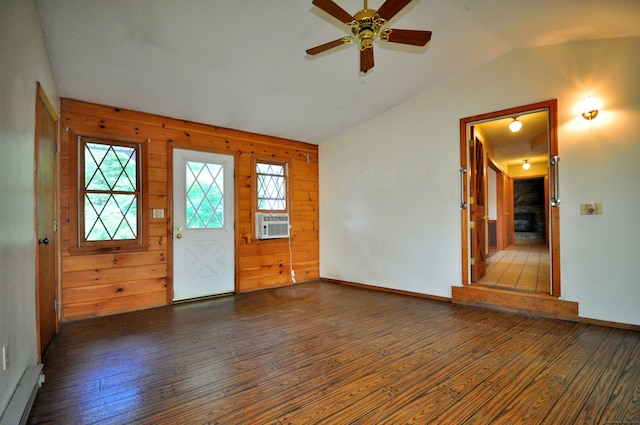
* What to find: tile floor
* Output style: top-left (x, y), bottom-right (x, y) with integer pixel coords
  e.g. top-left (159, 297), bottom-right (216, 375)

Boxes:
top-left (478, 244), bottom-right (550, 294)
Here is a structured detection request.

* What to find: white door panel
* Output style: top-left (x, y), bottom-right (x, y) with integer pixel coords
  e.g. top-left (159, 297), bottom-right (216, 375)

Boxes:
top-left (173, 149), bottom-right (234, 301)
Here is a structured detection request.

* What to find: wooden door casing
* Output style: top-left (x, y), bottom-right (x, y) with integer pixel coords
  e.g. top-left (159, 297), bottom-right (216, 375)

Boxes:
top-left (459, 99), bottom-right (560, 298)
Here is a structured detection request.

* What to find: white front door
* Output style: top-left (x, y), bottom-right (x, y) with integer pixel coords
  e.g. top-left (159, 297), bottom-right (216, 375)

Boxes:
top-left (172, 149), bottom-right (234, 301)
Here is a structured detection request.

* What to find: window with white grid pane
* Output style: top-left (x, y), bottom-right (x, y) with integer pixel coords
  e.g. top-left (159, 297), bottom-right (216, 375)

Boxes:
top-left (256, 161), bottom-right (287, 212)
top-left (77, 137), bottom-right (144, 248)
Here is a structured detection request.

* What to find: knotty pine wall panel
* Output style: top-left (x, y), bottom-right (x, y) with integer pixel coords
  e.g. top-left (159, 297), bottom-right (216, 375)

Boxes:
top-left (60, 98), bottom-right (319, 320)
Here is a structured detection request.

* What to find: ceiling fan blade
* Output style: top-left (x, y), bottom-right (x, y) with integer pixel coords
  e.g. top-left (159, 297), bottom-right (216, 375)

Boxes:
top-left (312, 0), bottom-right (355, 23)
top-left (382, 29), bottom-right (432, 46)
top-left (376, 0), bottom-right (413, 21)
top-left (306, 37), bottom-right (350, 55)
top-left (360, 47), bottom-right (374, 73)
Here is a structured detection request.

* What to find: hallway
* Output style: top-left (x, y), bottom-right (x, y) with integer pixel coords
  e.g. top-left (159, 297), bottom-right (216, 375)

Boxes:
top-left (478, 244), bottom-right (550, 294)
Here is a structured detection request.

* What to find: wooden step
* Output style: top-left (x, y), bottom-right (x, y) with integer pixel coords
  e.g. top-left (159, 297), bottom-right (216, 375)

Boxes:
top-left (452, 284), bottom-right (578, 321)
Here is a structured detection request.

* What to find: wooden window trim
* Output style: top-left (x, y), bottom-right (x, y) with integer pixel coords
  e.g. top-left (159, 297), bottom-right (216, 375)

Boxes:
top-left (68, 131), bottom-right (149, 254)
top-left (252, 157), bottom-right (291, 242)
top-left (254, 158), bottom-right (290, 214)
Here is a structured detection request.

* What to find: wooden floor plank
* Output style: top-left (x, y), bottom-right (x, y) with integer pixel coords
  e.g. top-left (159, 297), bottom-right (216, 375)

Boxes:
top-left (327, 318), bottom-right (540, 424)
top-left (597, 336), bottom-right (640, 425)
top-left (27, 281), bottom-right (640, 425)
top-left (151, 298), bottom-right (462, 424)
top-left (486, 325), bottom-right (610, 424)
top-left (214, 309), bottom-right (487, 425)
top-left (365, 321), bottom-right (577, 424)
top-left (539, 327), bottom-right (623, 424)
top-left (571, 332), bottom-right (640, 424)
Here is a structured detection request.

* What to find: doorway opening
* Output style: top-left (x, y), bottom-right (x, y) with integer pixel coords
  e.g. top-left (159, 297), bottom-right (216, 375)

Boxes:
top-left (459, 99), bottom-right (560, 298)
top-left (480, 175), bottom-right (550, 293)
top-left (513, 177), bottom-right (546, 245)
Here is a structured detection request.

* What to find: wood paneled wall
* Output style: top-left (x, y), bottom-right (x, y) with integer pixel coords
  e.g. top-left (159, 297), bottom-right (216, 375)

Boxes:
top-left (59, 99), bottom-right (319, 320)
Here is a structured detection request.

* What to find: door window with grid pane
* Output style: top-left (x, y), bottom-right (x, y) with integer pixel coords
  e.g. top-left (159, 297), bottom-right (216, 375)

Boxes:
top-left (256, 161), bottom-right (288, 212)
top-left (185, 161), bottom-right (225, 229)
top-left (78, 137), bottom-right (143, 247)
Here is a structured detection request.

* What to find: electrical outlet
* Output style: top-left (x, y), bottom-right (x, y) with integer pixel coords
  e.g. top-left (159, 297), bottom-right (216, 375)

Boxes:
top-left (2, 345), bottom-right (9, 371)
top-left (580, 202), bottom-right (602, 215)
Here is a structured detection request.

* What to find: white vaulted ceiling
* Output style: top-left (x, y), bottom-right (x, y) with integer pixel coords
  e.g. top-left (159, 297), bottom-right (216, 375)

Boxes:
top-left (37, 0), bottom-right (640, 144)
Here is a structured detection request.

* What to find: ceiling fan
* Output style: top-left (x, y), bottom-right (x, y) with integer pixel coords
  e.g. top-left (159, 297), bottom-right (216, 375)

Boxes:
top-left (306, 0), bottom-right (432, 73)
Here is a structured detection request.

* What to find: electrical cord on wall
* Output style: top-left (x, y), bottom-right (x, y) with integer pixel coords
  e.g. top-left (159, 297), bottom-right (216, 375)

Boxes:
top-left (288, 222), bottom-right (295, 283)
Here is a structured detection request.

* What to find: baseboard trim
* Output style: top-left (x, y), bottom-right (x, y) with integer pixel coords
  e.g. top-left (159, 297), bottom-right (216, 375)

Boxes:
top-left (577, 316), bottom-right (640, 332)
top-left (0, 364), bottom-right (44, 425)
top-left (321, 278), bottom-right (638, 330)
top-left (320, 278), bottom-right (451, 303)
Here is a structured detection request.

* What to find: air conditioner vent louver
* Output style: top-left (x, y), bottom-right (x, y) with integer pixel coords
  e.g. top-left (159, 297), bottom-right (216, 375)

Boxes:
top-left (256, 213), bottom-right (290, 239)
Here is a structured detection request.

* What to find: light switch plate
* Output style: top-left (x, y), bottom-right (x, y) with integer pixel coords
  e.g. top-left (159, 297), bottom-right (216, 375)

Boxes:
top-left (152, 208), bottom-right (165, 219)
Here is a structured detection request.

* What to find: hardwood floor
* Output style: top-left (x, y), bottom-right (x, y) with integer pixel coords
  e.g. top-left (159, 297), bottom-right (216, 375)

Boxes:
top-left (479, 244), bottom-right (550, 294)
top-left (28, 281), bottom-right (640, 424)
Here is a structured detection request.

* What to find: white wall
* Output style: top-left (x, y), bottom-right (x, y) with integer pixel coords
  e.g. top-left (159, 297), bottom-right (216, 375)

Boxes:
top-left (487, 168), bottom-right (497, 221)
top-left (320, 36), bottom-right (640, 326)
top-left (0, 0), bottom-right (58, 415)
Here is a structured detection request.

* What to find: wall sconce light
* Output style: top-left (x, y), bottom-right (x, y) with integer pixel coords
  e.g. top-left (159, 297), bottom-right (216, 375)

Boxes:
top-left (581, 96), bottom-right (600, 120)
top-left (509, 117), bottom-right (523, 132)
top-left (522, 159), bottom-right (531, 170)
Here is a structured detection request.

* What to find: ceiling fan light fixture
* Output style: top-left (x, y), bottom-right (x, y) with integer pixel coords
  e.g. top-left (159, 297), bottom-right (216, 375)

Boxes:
top-left (522, 159), bottom-right (531, 170)
top-left (358, 29), bottom-right (375, 49)
top-left (509, 117), bottom-right (523, 132)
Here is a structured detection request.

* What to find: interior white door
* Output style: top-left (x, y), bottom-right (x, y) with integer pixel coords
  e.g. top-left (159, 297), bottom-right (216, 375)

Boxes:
top-left (173, 149), bottom-right (234, 301)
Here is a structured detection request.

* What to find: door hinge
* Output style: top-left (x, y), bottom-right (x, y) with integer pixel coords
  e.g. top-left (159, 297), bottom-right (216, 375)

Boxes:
top-left (469, 196), bottom-right (474, 205)
top-left (53, 220), bottom-right (58, 232)
top-left (469, 220), bottom-right (475, 229)
top-left (54, 299), bottom-right (60, 312)
top-left (468, 138), bottom-right (474, 147)
top-left (54, 142), bottom-right (58, 153)
top-left (470, 257), bottom-right (475, 266)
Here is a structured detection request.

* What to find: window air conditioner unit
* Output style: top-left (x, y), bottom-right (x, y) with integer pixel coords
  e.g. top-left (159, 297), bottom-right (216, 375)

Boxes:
top-left (256, 213), bottom-right (290, 239)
